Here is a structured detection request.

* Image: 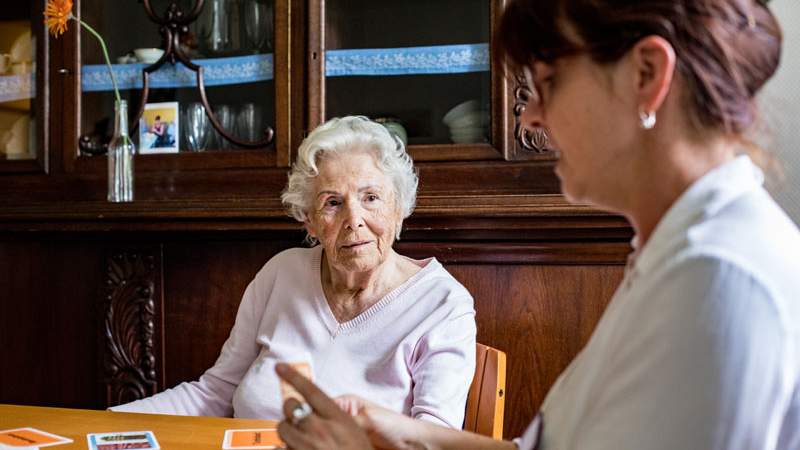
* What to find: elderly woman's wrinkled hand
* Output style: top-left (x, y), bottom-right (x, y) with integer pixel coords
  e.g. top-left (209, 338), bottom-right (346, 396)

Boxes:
top-left (276, 363), bottom-right (375, 450)
top-left (333, 394), bottom-right (425, 450)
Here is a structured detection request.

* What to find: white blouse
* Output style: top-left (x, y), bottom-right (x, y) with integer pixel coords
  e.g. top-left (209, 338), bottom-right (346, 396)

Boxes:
top-left (516, 156), bottom-right (800, 449)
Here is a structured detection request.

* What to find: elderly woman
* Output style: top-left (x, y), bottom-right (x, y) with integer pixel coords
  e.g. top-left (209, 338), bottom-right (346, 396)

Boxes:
top-left (111, 116), bottom-right (476, 428)
top-left (274, 1), bottom-right (800, 449)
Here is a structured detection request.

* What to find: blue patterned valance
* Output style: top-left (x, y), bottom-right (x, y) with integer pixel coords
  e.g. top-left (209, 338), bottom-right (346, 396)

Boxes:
top-left (81, 53), bottom-right (274, 92)
top-left (80, 44), bottom-right (490, 92)
top-left (0, 74), bottom-right (34, 103)
top-left (325, 43), bottom-right (489, 76)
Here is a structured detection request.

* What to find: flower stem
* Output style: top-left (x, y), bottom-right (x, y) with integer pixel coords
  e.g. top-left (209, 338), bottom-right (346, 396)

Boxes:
top-left (72, 15), bottom-right (121, 106)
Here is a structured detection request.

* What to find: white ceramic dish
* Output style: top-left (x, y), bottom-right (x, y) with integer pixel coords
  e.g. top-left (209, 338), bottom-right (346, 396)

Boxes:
top-left (447, 111), bottom-right (489, 129)
top-left (134, 48), bottom-right (164, 64)
top-left (448, 123), bottom-right (489, 133)
top-left (443, 99), bottom-right (480, 126)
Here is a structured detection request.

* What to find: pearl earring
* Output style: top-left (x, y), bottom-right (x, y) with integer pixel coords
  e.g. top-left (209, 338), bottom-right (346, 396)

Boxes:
top-left (639, 110), bottom-right (656, 130)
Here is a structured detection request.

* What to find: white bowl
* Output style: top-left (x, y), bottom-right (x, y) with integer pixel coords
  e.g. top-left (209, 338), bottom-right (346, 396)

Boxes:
top-left (448, 110), bottom-right (489, 129)
top-left (443, 99), bottom-right (480, 126)
top-left (449, 123), bottom-right (488, 133)
top-left (451, 130), bottom-right (485, 139)
top-left (134, 48), bottom-right (164, 64)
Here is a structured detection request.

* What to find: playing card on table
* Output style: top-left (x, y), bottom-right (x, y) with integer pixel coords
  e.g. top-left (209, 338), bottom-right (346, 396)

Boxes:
top-left (87, 430), bottom-right (159, 450)
top-left (222, 429), bottom-right (282, 449)
top-left (0, 427), bottom-right (72, 448)
top-left (279, 361), bottom-right (313, 403)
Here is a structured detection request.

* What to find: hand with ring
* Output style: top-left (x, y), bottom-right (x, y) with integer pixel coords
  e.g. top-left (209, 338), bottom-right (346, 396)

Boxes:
top-left (276, 363), bottom-right (375, 450)
top-left (290, 401), bottom-right (312, 425)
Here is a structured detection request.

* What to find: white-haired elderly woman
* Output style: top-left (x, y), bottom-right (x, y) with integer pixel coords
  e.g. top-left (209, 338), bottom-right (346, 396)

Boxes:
top-left (111, 116), bottom-right (477, 428)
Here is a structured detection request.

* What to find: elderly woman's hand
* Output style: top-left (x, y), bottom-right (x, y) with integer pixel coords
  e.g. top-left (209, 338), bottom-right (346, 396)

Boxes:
top-left (276, 363), bottom-right (375, 450)
top-left (334, 395), bottom-right (427, 450)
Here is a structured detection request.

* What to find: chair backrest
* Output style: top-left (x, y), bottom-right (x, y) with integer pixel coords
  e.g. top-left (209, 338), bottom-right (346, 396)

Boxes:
top-left (464, 343), bottom-right (507, 439)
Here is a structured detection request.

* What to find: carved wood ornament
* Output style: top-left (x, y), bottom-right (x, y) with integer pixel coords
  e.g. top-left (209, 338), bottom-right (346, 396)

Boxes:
top-left (513, 72), bottom-right (550, 153)
top-left (103, 249), bottom-right (160, 406)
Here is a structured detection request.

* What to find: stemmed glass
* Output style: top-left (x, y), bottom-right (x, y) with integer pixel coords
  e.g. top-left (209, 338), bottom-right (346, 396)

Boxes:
top-left (236, 103), bottom-right (264, 143)
top-left (208, 104), bottom-right (235, 150)
top-left (243, 0), bottom-right (272, 53)
top-left (183, 103), bottom-right (209, 152)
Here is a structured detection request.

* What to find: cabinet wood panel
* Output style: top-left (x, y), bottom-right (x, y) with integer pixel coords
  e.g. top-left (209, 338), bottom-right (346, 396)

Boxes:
top-left (0, 237), bottom-right (105, 409)
top-left (447, 265), bottom-right (622, 437)
top-left (160, 239), bottom-right (297, 388)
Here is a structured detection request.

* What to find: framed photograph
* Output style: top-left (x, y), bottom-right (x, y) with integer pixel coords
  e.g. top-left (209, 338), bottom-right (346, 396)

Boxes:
top-left (139, 101), bottom-right (179, 153)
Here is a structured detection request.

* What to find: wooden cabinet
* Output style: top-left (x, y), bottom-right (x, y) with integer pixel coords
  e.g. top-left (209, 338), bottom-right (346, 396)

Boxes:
top-left (0, 0), bottom-right (566, 216)
top-left (0, 1), bottom-right (632, 439)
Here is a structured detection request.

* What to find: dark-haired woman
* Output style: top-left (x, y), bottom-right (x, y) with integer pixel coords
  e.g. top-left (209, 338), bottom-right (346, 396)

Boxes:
top-left (273, 1), bottom-right (800, 449)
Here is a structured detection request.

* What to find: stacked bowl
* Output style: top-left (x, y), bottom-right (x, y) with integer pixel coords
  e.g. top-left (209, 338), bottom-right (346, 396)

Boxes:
top-left (443, 100), bottom-right (489, 144)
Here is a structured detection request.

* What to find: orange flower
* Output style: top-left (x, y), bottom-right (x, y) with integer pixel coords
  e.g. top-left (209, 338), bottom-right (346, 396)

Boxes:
top-left (44, 0), bottom-right (74, 38)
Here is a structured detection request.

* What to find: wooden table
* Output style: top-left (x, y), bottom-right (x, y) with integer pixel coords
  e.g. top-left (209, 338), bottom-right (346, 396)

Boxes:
top-left (0, 404), bottom-right (280, 449)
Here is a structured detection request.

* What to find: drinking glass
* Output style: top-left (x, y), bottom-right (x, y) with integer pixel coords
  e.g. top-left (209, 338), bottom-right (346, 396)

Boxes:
top-left (200, 0), bottom-right (234, 55)
top-left (208, 104), bottom-right (234, 150)
top-left (183, 103), bottom-right (209, 152)
top-left (236, 103), bottom-right (264, 143)
top-left (243, 0), bottom-right (272, 53)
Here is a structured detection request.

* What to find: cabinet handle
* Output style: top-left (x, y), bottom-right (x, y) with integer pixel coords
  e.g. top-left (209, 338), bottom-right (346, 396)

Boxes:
top-left (58, 68), bottom-right (71, 75)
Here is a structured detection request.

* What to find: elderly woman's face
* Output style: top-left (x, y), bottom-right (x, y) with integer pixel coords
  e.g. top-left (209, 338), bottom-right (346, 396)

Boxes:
top-left (305, 149), bottom-right (401, 274)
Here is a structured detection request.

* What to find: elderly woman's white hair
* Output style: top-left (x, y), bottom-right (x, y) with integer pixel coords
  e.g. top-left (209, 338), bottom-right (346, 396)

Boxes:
top-left (281, 116), bottom-right (418, 240)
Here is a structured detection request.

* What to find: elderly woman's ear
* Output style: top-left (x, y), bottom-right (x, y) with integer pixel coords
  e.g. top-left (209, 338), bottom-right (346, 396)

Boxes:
top-left (304, 220), bottom-right (319, 243)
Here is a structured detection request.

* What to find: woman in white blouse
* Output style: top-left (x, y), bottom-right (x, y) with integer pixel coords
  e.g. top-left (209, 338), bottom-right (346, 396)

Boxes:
top-left (274, 0), bottom-right (800, 449)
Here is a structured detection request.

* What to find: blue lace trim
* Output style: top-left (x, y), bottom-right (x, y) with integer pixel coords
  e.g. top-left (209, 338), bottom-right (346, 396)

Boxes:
top-left (79, 43), bottom-right (489, 92)
top-left (326, 43), bottom-right (489, 76)
top-left (81, 53), bottom-right (274, 92)
top-left (0, 74), bottom-right (35, 103)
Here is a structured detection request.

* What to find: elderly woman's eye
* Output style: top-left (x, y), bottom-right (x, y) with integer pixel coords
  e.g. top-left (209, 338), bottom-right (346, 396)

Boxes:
top-left (365, 194), bottom-right (380, 202)
top-left (325, 198), bottom-right (341, 207)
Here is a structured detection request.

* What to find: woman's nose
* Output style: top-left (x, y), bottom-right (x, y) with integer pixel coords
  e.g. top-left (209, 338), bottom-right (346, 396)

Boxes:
top-left (343, 201), bottom-right (366, 230)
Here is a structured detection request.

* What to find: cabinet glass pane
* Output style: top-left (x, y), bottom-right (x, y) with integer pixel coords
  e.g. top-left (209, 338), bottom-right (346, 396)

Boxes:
top-left (0, 4), bottom-right (37, 161)
top-left (79, 0), bottom-right (275, 154)
top-left (325, 0), bottom-right (490, 146)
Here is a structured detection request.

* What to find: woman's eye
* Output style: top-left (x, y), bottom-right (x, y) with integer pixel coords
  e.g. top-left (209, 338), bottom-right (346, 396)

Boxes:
top-left (365, 194), bottom-right (379, 202)
top-left (325, 198), bottom-right (341, 207)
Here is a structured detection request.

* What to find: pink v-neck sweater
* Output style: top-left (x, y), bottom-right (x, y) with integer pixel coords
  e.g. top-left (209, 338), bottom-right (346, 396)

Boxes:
top-left (112, 246), bottom-right (477, 428)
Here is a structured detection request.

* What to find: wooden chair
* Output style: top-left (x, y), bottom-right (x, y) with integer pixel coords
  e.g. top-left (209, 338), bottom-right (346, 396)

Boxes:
top-left (464, 343), bottom-right (507, 439)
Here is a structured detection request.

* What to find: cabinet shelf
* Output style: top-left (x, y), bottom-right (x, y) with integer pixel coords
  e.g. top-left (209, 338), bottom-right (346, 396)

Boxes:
top-left (0, 74), bottom-right (34, 103)
top-left (80, 43), bottom-right (489, 92)
top-left (81, 53), bottom-right (275, 92)
top-left (326, 43), bottom-right (489, 77)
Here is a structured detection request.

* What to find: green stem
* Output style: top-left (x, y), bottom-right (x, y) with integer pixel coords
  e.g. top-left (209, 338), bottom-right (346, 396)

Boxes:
top-left (72, 15), bottom-right (121, 106)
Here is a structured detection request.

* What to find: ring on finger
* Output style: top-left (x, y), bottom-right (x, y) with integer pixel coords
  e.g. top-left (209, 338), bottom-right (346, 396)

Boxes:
top-left (290, 401), bottom-right (313, 425)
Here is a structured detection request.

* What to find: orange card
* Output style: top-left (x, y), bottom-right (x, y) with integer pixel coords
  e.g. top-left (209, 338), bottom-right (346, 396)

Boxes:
top-left (279, 361), bottom-right (312, 403)
top-left (222, 429), bottom-right (283, 449)
top-left (0, 427), bottom-right (73, 447)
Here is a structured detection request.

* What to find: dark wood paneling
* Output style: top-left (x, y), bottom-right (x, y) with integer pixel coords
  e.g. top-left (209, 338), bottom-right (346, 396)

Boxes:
top-left (447, 264), bottom-right (622, 438)
top-left (160, 239), bottom-right (297, 387)
top-left (0, 238), bottom-right (105, 409)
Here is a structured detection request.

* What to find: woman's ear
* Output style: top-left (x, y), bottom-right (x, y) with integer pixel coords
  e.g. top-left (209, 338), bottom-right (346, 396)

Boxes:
top-left (304, 219), bottom-right (317, 240)
top-left (630, 35), bottom-right (676, 115)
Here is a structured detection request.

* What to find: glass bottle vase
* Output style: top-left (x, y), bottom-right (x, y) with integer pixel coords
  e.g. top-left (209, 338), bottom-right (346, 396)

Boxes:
top-left (107, 100), bottom-right (135, 202)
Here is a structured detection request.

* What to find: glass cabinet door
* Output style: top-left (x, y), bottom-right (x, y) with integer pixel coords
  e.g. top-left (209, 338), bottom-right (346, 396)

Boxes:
top-left (0, 2), bottom-right (43, 169)
top-left (313, 0), bottom-right (505, 160)
top-left (77, 0), bottom-right (275, 160)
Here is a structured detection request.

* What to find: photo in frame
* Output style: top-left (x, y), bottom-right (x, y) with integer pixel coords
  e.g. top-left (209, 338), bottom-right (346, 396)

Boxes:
top-left (139, 101), bottom-right (179, 153)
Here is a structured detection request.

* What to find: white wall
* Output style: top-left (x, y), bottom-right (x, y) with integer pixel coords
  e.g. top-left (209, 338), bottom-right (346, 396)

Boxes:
top-left (759, 0), bottom-right (800, 224)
